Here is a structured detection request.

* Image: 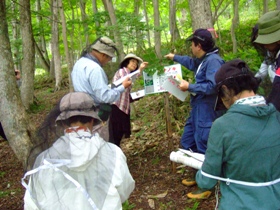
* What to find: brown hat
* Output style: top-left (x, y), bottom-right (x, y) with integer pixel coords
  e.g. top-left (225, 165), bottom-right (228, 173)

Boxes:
top-left (56, 92), bottom-right (101, 123)
top-left (214, 59), bottom-right (254, 110)
top-left (91, 36), bottom-right (117, 58)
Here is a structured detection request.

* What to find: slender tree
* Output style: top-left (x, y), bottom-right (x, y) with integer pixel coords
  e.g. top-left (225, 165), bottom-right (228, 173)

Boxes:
top-left (152, 0), bottom-right (162, 59)
top-left (231, 0), bottom-right (239, 53)
top-left (143, 0), bottom-right (152, 49)
top-left (51, 0), bottom-right (62, 91)
top-left (36, 0), bottom-right (50, 72)
top-left (0, 0), bottom-right (33, 169)
top-left (19, 0), bottom-right (35, 109)
top-left (92, 0), bottom-right (101, 36)
top-left (79, 0), bottom-right (89, 45)
top-left (104, 0), bottom-right (125, 61)
top-left (58, 0), bottom-right (74, 91)
top-left (169, 0), bottom-right (181, 45)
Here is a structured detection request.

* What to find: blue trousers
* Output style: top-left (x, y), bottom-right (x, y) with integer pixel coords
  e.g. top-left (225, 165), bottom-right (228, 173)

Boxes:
top-left (180, 103), bottom-right (219, 154)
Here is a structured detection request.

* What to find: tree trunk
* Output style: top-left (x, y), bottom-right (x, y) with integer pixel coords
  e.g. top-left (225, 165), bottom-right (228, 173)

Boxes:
top-left (19, 0), bottom-right (35, 109)
top-left (277, 0), bottom-right (280, 10)
top-left (152, 0), bottom-right (162, 59)
top-left (34, 41), bottom-right (50, 71)
top-left (58, 0), bottom-right (74, 91)
top-left (36, 0), bottom-right (50, 72)
top-left (188, 0), bottom-right (213, 30)
top-left (263, 0), bottom-right (268, 14)
top-left (104, 0), bottom-right (125, 61)
top-left (231, 0), bottom-right (239, 53)
top-left (92, 0), bottom-right (101, 37)
top-left (134, 0), bottom-right (144, 52)
top-left (11, 1), bottom-right (20, 70)
top-left (169, 0), bottom-right (181, 46)
top-left (51, 0), bottom-right (62, 91)
top-left (143, 0), bottom-right (152, 49)
top-left (0, 0), bottom-right (33, 169)
top-left (79, 0), bottom-right (89, 45)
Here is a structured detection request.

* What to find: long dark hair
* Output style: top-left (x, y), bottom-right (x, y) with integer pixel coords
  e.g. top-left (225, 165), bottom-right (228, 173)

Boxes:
top-left (119, 58), bottom-right (139, 70)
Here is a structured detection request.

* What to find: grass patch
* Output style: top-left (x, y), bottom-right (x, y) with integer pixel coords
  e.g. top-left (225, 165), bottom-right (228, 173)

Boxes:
top-left (122, 200), bottom-right (136, 209)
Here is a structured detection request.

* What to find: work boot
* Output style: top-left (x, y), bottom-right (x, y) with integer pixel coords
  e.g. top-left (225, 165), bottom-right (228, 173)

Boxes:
top-left (182, 168), bottom-right (197, 187)
top-left (181, 179), bottom-right (197, 187)
top-left (187, 188), bottom-right (212, 199)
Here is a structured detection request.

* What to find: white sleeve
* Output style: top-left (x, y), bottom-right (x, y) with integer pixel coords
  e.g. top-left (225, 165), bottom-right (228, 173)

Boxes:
top-left (255, 61), bottom-right (268, 80)
top-left (24, 187), bottom-right (39, 210)
top-left (112, 148), bottom-right (135, 202)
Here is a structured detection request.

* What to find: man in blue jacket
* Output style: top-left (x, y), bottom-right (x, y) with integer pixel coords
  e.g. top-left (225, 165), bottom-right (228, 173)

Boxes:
top-left (165, 28), bottom-right (224, 199)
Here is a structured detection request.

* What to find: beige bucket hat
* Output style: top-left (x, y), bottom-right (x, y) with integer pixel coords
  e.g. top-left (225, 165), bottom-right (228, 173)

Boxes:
top-left (91, 36), bottom-right (117, 58)
top-left (120, 53), bottom-right (143, 66)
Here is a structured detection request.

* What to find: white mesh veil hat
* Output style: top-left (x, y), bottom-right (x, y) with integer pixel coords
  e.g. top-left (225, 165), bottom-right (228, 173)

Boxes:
top-left (55, 92), bottom-right (101, 123)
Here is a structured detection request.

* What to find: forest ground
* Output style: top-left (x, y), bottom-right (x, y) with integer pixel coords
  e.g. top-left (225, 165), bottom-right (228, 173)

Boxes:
top-left (0, 84), bottom-right (217, 210)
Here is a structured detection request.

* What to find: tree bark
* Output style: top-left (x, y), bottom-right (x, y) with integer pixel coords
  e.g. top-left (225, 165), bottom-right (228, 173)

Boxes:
top-left (51, 0), bottom-right (62, 91)
top-left (58, 0), bottom-right (74, 91)
top-left (231, 0), bottom-right (239, 53)
top-left (0, 0), bottom-right (33, 169)
top-left (11, 1), bottom-right (20, 70)
top-left (263, 0), bottom-right (268, 14)
top-left (134, 0), bottom-right (141, 52)
top-left (79, 0), bottom-right (89, 45)
top-left (169, 0), bottom-right (181, 46)
top-left (36, 0), bottom-right (50, 72)
top-left (92, 0), bottom-right (101, 37)
top-left (152, 0), bottom-right (162, 59)
top-left (19, 0), bottom-right (35, 109)
top-left (143, 0), bottom-right (151, 49)
top-left (104, 0), bottom-right (125, 61)
top-left (188, 0), bottom-right (213, 30)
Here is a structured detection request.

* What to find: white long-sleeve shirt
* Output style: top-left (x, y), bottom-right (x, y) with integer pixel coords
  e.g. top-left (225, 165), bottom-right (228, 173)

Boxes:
top-left (71, 57), bottom-right (125, 105)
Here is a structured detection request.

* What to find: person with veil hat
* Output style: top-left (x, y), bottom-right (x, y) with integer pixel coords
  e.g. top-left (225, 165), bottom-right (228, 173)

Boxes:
top-left (71, 36), bottom-right (132, 141)
top-left (110, 53), bottom-right (148, 147)
top-left (22, 92), bottom-right (135, 210)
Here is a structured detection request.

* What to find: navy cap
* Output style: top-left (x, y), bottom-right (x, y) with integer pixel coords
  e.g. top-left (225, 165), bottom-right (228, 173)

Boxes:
top-left (186, 28), bottom-right (213, 42)
top-left (186, 28), bottom-right (215, 52)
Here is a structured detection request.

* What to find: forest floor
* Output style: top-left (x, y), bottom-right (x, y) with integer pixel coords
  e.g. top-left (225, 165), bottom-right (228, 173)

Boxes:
top-left (0, 84), bottom-right (217, 210)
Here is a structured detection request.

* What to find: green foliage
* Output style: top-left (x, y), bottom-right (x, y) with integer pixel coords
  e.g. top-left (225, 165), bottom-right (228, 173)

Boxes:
top-left (158, 201), bottom-right (174, 209)
top-left (0, 171), bottom-right (5, 178)
top-left (34, 69), bottom-right (53, 90)
top-left (0, 190), bottom-right (10, 198)
top-left (185, 201), bottom-right (200, 210)
top-left (122, 200), bottom-right (136, 210)
top-left (29, 103), bottom-right (46, 113)
top-left (151, 156), bottom-right (161, 165)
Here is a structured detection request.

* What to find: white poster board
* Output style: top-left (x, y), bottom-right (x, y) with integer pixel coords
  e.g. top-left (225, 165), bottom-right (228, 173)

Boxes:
top-left (162, 76), bottom-right (189, 101)
top-left (143, 64), bottom-right (182, 94)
